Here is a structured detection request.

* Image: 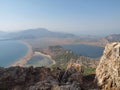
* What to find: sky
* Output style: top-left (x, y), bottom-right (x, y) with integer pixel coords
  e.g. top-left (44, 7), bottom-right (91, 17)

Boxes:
top-left (0, 0), bottom-right (120, 35)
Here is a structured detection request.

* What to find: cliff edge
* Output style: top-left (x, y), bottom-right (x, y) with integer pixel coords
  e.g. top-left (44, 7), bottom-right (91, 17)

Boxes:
top-left (96, 42), bottom-right (120, 90)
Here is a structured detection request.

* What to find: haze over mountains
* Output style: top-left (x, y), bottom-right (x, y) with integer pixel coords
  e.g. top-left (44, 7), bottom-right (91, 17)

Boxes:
top-left (0, 28), bottom-right (75, 39)
top-left (105, 34), bottom-right (120, 42)
top-left (0, 31), bottom-right (7, 38)
top-left (0, 31), bottom-right (5, 34)
top-left (0, 28), bottom-right (120, 42)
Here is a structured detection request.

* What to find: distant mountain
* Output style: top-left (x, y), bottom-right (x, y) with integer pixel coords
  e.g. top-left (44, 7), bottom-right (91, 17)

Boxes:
top-left (105, 34), bottom-right (120, 42)
top-left (0, 31), bottom-right (5, 35)
top-left (7, 28), bottom-right (75, 39)
top-left (0, 31), bottom-right (8, 38)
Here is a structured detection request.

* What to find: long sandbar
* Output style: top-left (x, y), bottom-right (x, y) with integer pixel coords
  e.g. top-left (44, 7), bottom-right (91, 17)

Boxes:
top-left (10, 41), bottom-right (56, 67)
top-left (11, 41), bottom-right (33, 67)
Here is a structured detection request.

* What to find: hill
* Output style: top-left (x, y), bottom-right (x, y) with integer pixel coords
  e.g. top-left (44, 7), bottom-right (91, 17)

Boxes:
top-left (105, 34), bottom-right (120, 42)
top-left (0, 31), bottom-right (8, 38)
top-left (35, 45), bottom-right (99, 75)
top-left (7, 28), bottom-right (75, 39)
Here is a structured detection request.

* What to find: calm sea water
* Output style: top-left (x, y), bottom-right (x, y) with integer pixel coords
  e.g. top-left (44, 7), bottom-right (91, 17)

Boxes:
top-left (25, 55), bottom-right (53, 67)
top-left (62, 44), bottom-right (104, 58)
top-left (0, 41), bottom-right (28, 67)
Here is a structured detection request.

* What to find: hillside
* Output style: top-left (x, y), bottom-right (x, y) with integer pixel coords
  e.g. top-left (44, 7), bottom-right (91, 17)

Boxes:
top-left (6, 28), bottom-right (75, 39)
top-left (105, 34), bottom-right (120, 42)
top-left (34, 45), bottom-right (99, 75)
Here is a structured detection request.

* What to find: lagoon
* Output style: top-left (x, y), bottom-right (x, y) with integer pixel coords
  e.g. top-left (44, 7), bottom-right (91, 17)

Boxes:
top-left (25, 55), bottom-right (53, 67)
top-left (62, 44), bottom-right (104, 58)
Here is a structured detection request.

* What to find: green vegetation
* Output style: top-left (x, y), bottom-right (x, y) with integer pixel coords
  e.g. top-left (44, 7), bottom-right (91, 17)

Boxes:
top-left (52, 51), bottom-right (79, 69)
top-left (48, 46), bottom-right (97, 75)
top-left (51, 47), bottom-right (96, 75)
top-left (33, 45), bottom-right (97, 75)
top-left (83, 67), bottom-right (96, 76)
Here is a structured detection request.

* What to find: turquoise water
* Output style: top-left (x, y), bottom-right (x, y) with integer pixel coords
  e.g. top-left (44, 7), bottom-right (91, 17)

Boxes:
top-left (62, 44), bottom-right (104, 58)
top-left (0, 41), bottom-right (28, 67)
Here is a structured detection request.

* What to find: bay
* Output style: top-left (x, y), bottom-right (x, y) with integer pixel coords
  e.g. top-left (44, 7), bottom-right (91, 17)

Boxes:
top-left (0, 40), bottom-right (28, 67)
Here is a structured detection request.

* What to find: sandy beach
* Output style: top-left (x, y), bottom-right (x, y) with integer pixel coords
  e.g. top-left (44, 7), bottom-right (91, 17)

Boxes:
top-left (34, 51), bottom-right (56, 66)
top-left (10, 41), bottom-right (56, 67)
top-left (11, 41), bottom-right (33, 67)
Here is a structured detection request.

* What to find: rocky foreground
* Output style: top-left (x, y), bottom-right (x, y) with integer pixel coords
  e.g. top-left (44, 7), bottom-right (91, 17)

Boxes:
top-left (0, 63), bottom-right (97, 90)
top-left (0, 42), bottom-right (120, 90)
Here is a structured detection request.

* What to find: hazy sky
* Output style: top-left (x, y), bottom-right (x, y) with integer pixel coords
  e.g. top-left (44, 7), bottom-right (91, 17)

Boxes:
top-left (0, 0), bottom-right (120, 35)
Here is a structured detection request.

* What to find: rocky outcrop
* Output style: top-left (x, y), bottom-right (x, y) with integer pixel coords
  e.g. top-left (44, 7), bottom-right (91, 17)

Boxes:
top-left (96, 42), bottom-right (120, 90)
top-left (0, 65), bottom-right (84, 90)
top-left (0, 66), bottom-right (56, 90)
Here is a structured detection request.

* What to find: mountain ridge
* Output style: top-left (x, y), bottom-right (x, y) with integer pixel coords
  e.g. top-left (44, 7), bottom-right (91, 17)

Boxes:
top-left (6, 28), bottom-right (75, 39)
top-left (105, 34), bottom-right (120, 42)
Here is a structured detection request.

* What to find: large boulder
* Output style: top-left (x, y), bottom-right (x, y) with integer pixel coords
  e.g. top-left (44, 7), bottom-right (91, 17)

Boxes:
top-left (96, 42), bottom-right (120, 90)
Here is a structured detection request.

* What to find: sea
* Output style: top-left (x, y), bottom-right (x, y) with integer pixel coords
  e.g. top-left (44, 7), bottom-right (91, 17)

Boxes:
top-left (0, 41), bottom-right (104, 67)
top-left (62, 44), bottom-right (104, 58)
top-left (0, 40), bottom-right (28, 67)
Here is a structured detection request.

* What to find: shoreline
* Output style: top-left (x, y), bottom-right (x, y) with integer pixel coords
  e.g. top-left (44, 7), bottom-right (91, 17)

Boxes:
top-left (11, 41), bottom-right (33, 67)
top-left (33, 51), bottom-right (56, 66)
top-left (10, 41), bottom-right (56, 67)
